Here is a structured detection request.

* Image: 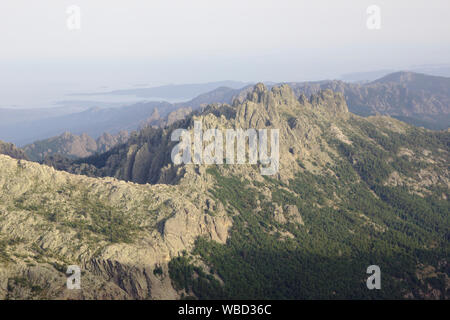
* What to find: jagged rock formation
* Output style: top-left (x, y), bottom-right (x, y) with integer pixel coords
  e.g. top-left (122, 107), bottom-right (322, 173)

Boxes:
top-left (171, 71), bottom-right (450, 130)
top-left (0, 141), bottom-right (28, 160)
top-left (45, 83), bottom-right (449, 195)
top-left (46, 84), bottom-right (352, 185)
top-left (2, 83), bottom-right (449, 299)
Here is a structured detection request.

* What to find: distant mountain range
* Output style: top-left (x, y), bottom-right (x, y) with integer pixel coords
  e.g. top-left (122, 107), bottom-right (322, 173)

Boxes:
top-left (287, 72), bottom-right (450, 130)
top-left (0, 81), bottom-right (249, 146)
top-left (0, 105), bottom-right (89, 127)
top-left (0, 101), bottom-right (182, 146)
top-left (0, 72), bottom-right (448, 151)
top-left (73, 80), bottom-right (249, 100)
top-left (339, 65), bottom-right (450, 82)
top-left (1, 83), bottom-right (447, 299)
top-left (23, 131), bottom-right (130, 162)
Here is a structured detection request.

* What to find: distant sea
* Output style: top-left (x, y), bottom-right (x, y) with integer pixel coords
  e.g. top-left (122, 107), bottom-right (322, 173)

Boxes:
top-left (0, 82), bottom-right (177, 110)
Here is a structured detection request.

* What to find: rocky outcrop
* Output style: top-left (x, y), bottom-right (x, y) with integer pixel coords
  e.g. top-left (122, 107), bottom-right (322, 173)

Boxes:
top-left (1, 82), bottom-right (448, 300)
top-left (0, 154), bottom-right (232, 299)
top-left (0, 140), bottom-right (28, 160)
top-left (309, 89), bottom-right (349, 115)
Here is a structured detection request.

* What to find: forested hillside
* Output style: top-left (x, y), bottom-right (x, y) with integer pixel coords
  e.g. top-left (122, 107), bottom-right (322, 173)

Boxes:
top-left (38, 84), bottom-right (449, 299)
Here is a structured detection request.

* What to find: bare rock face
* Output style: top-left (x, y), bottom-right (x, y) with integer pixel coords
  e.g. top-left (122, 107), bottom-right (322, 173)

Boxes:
top-left (0, 154), bottom-right (231, 299)
top-left (163, 207), bottom-right (232, 248)
top-left (43, 83), bottom-right (352, 185)
top-left (0, 140), bottom-right (28, 160)
top-left (272, 205), bottom-right (304, 226)
top-left (284, 205), bottom-right (304, 226)
top-left (165, 107), bottom-right (193, 126)
top-left (3, 83), bottom-right (448, 300)
top-left (96, 131), bottom-right (129, 153)
top-left (309, 89), bottom-right (349, 115)
top-left (273, 205), bottom-right (287, 224)
top-left (131, 143), bottom-right (152, 183)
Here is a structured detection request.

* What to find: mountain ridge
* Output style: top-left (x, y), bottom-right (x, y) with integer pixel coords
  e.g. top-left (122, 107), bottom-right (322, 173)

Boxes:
top-left (1, 83), bottom-right (448, 299)
top-left (1, 71), bottom-right (448, 148)
top-left (23, 131), bottom-right (130, 162)
top-left (286, 71), bottom-right (450, 129)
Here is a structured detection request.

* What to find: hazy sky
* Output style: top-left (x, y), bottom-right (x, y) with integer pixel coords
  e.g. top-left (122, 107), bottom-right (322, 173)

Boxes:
top-left (1, 0), bottom-right (450, 91)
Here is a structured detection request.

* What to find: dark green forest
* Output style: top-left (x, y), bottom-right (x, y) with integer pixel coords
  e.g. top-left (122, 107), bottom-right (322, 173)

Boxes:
top-left (169, 122), bottom-right (449, 299)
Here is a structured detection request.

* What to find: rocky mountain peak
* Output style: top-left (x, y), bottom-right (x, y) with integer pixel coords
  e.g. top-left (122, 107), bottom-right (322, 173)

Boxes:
top-left (237, 83), bottom-right (291, 128)
top-left (308, 89), bottom-right (349, 115)
top-left (246, 82), bottom-right (269, 104)
top-left (374, 71), bottom-right (415, 84)
top-left (0, 140), bottom-right (28, 160)
top-left (236, 84), bottom-right (348, 129)
top-left (246, 83), bottom-right (298, 106)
